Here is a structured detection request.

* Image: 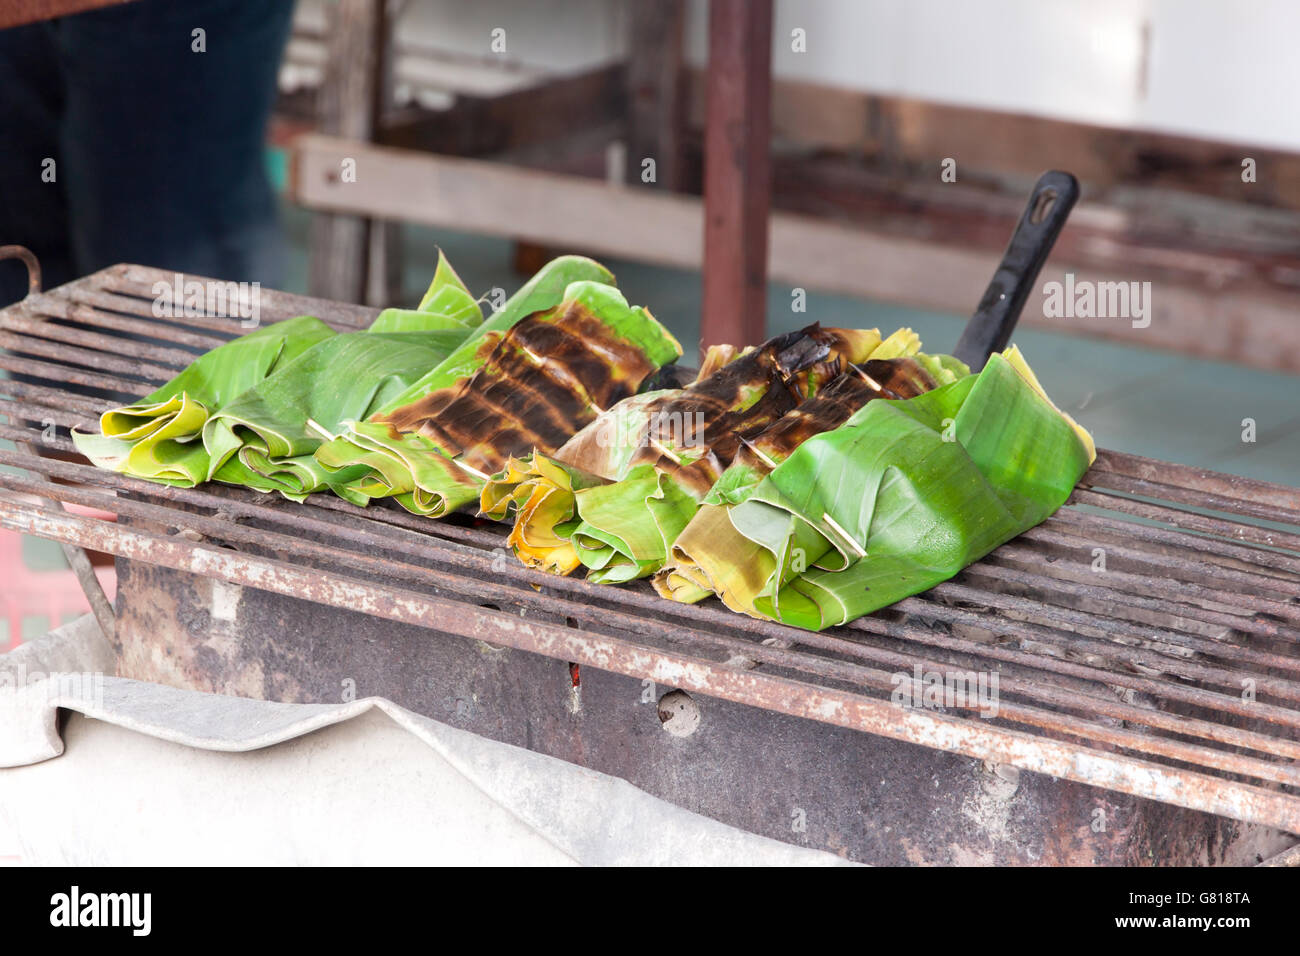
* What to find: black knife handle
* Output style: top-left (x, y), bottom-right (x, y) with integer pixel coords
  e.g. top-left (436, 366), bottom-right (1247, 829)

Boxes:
top-left (952, 170), bottom-right (1079, 371)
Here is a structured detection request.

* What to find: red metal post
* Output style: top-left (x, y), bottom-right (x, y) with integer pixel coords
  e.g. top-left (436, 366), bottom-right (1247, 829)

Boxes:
top-left (701, 0), bottom-right (773, 352)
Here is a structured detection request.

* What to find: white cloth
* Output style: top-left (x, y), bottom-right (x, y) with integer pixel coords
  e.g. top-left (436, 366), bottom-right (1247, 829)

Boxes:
top-left (0, 617), bottom-right (853, 866)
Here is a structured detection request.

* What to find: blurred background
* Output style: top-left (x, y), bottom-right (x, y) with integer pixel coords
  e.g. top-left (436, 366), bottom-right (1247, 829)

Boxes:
top-left (1, 0), bottom-right (1298, 649)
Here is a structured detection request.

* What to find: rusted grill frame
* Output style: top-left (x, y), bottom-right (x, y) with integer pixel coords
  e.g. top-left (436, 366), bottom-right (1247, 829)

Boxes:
top-left (2, 262), bottom-right (1299, 834)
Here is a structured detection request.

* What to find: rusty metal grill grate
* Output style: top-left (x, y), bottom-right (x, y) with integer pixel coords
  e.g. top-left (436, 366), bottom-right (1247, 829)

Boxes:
top-left (2, 264), bottom-right (1299, 834)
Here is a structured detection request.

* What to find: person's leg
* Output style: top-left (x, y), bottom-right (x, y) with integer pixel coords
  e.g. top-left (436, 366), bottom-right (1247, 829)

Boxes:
top-left (54, 0), bottom-right (296, 287)
top-left (0, 21), bottom-right (73, 306)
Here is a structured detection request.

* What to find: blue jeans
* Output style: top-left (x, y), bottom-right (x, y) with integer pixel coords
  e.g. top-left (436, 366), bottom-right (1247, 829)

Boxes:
top-left (0, 0), bottom-right (296, 305)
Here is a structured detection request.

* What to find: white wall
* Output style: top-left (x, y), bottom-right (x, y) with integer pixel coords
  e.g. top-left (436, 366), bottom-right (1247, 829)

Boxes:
top-left (684, 0), bottom-right (1300, 150)
top-left (1141, 0), bottom-right (1300, 149)
top-left (685, 0), bottom-right (1148, 128)
top-left (297, 0), bottom-right (1300, 150)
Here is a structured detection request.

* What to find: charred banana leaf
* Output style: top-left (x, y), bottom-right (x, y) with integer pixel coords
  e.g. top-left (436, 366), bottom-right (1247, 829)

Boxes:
top-left (312, 255), bottom-right (618, 509)
top-left (656, 354), bottom-right (963, 607)
top-left (486, 324), bottom-right (902, 583)
top-left (317, 278), bottom-right (681, 515)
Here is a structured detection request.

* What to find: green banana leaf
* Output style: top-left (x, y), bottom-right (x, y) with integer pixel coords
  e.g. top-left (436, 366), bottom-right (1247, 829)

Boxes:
top-left (71, 315), bottom-right (337, 485)
top-left (410, 252), bottom-right (485, 327)
top-left (317, 276), bottom-right (682, 515)
top-left (365, 251), bottom-right (485, 334)
top-left (198, 251), bottom-right (482, 499)
top-left (202, 329), bottom-right (470, 500)
top-left (569, 464), bottom-right (700, 583)
top-left (313, 255), bottom-right (618, 510)
top-left (713, 349), bottom-right (1093, 630)
top-left (72, 250), bottom-right (482, 492)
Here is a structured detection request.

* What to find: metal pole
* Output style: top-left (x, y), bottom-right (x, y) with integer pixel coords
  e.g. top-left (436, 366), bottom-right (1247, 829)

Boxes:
top-left (700, 0), bottom-right (773, 353)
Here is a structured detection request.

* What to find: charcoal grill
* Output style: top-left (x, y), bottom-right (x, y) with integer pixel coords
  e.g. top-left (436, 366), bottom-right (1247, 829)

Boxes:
top-left (1, 256), bottom-right (1299, 865)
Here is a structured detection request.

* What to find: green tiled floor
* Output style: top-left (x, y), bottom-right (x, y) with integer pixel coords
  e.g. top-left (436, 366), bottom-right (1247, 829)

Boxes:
top-left (279, 202), bottom-right (1300, 488)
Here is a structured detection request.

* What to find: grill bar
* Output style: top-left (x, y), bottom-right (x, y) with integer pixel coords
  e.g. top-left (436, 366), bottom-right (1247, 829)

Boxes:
top-left (1015, 525), bottom-right (1300, 607)
top-left (1093, 449), bottom-right (1300, 513)
top-left (17, 295), bottom-right (230, 350)
top-left (0, 330), bottom-right (182, 382)
top-left (1073, 486), bottom-right (1300, 553)
top-left (1049, 506), bottom-right (1300, 578)
top-left (2, 263), bottom-right (1298, 834)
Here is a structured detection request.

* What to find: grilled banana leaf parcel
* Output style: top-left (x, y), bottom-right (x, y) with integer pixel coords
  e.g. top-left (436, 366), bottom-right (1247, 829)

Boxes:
top-left (702, 347), bottom-right (1094, 630)
top-left (569, 327), bottom-right (922, 582)
top-left (312, 255), bottom-right (619, 510)
top-left (316, 278), bottom-right (682, 515)
top-left (656, 353), bottom-right (966, 606)
top-left (479, 450), bottom-right (612, 574)
top-left (484, 325), bottom-right (901, 583)
top-left (71, 315), bottom-right (337, 485)
top-left (479, 388), bottom-right (677, 575)
top-left (476, 342), bottom-right (763, 569)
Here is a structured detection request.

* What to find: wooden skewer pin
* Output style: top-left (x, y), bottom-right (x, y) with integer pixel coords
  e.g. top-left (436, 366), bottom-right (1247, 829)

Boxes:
top-left (450, 457), bottom-right (493, 481)
top-left (738, 436), bottom-right (779, 470)
top-left (849, 364), bottom-right (884, 392)
top-left (647, 436), bottom-right (687, 466)
top-left (821, 511), bottom-right (867, 558)
top-left (305, 418), bottom-right (338, 442)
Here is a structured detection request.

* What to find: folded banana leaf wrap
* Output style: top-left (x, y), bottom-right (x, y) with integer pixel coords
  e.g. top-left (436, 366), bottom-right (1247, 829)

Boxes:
top-left (483, 324), bottom-right (899, 583)
top-left (479, 448), bottom-right (614, 575)
top-left (316, 275), bottom-right (682, 515)
top-left (566, 326), bottom-right (936, 582)
top-left (673, 346), bottom-right (1095, 630)
top-left (199, 254), bottom-right (483, 499)
top-left (312, 256), bottom-right (622, 511)
top-left (71, 252), bottom-right (481, 490)
top-left (71, 315), bottom-right (338, 485)
top-left (656, 353), bottom-right (967, 605)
